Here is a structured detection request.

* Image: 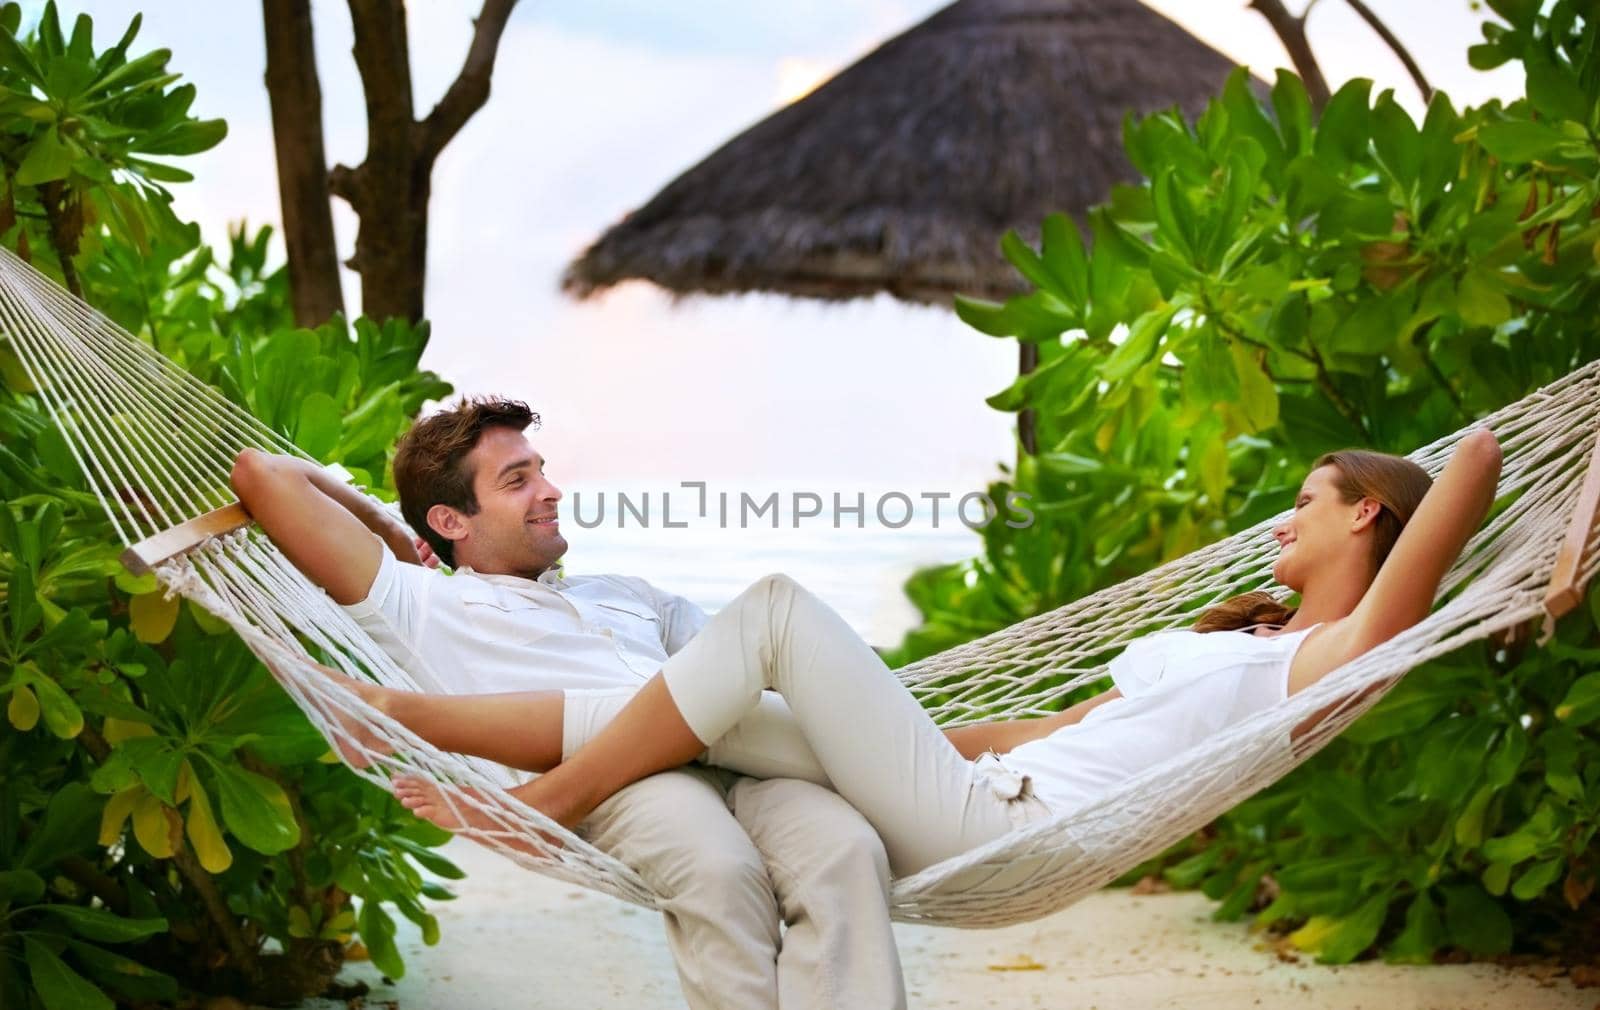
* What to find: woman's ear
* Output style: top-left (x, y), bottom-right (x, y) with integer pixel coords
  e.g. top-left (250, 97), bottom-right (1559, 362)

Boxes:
top-left (1351, 496), bottom-right (1383, 533)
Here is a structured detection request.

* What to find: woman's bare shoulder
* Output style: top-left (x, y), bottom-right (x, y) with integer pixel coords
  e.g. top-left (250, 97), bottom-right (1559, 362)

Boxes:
top-left (1286, 618), bottom-right (1368, 696)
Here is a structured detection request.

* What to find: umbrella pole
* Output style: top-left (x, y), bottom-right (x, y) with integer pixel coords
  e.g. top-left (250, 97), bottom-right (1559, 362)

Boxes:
top-left (1019, 341), bottom-right (1039, 456)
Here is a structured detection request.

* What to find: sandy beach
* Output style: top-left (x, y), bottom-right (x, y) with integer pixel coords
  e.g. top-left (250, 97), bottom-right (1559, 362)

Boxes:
top-left (305, 838), bottom-right (1593, 1010)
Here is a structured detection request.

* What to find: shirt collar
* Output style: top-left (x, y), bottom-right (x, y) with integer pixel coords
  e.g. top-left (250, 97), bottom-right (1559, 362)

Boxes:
top-left (455, 562), bottom-right (565, 588)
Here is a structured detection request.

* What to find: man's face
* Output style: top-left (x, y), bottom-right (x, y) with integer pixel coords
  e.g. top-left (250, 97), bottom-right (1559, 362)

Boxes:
top-left (452, 426), bottom-right (566, 577)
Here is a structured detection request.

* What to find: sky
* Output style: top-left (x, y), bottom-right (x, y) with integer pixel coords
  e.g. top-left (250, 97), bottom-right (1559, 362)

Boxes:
top-left (61, 0), bottom-right (1522, 491)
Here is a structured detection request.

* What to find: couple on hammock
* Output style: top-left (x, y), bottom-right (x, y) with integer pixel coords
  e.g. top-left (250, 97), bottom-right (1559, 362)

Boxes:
top-left (230, 396), bottom-right (1502, 1010)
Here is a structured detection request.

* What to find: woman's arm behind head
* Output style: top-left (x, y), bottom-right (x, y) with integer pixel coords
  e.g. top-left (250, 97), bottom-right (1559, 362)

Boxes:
top-left (1343, 429), bottom-right (1503, 653)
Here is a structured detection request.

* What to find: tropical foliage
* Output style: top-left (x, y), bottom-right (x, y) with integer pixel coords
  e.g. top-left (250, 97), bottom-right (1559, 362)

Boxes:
top-left (892, 0), bottom-right (1600, 964)
top-left (0, 6), bottom-right (456, 1005)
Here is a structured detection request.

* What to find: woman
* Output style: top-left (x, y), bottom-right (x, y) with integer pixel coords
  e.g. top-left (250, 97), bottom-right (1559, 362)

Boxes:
top-left (373, 435), bottom-right (1501, 876)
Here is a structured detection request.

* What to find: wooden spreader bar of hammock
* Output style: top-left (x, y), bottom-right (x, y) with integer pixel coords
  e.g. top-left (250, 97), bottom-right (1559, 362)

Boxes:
top-left (1544, 433), bottom-right (1600, 620)
top-left (120, 502), bottom-right (253, 575)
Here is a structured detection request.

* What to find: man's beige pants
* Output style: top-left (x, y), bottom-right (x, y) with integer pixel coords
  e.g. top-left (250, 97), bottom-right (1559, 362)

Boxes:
top-left (576, 762), bottom-right (905, 1010)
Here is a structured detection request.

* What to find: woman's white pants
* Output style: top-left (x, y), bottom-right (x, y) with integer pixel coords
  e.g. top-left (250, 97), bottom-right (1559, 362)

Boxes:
top-left (645, 573), bottom-right (1050, 876)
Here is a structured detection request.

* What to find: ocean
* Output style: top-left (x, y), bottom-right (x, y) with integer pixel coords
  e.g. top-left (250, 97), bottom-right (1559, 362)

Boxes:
top-left (552, 480), bottom-right (997, 648)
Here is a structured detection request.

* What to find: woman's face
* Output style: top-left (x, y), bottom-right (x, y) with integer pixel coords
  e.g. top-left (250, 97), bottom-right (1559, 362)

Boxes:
top-left (1271, 464), bottom-right (1354, 591)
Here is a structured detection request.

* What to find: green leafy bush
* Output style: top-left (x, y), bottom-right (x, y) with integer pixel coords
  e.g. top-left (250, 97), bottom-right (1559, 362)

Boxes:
top-left (0, 5), bottom-right (459, 1006)
top-left (895, 0), bottom-right (1600, 963)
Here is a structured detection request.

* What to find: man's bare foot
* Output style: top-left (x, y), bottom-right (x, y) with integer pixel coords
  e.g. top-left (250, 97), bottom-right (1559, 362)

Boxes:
top-left (394, 774), bottom-right (480, 830)
top-left (393, 774), bottom-right (567, 857)
top-left (309, 661), bottom-right (398, 770)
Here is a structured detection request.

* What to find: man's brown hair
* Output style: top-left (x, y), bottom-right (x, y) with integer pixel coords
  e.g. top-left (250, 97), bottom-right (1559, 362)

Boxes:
top-left (393, 397), bottom-right (539, 566)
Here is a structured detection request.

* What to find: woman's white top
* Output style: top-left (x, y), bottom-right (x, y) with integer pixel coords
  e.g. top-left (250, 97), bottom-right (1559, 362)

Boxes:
top-left (999, 623), bottom-right (1320, 815)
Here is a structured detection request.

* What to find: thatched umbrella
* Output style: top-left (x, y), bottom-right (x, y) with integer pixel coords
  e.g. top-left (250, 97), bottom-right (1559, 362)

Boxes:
top-left (562, 0), bottom-right (1257, 449)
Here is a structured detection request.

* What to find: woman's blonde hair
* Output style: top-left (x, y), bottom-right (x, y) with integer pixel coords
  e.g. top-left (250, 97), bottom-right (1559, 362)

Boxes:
top-left (1194, 449), bottom-right (1433, 633)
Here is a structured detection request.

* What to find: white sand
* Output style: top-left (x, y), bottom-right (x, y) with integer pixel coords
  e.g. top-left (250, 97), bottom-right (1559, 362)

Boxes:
top-left (310, 839), bottom-right (1591, 1010)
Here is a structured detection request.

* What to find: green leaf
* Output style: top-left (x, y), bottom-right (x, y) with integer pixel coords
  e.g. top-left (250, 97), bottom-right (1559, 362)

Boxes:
top-left (1469, 43), bottom-right (1513, 71)
top-left (1229, 341), bottom-right (1279, 432)
top-left (135, 117), bottom-right (226, 156)
top-left (1343, 666), bottom-right (1475, 744)
top-left (392, 836), bottom-right (466, 880)
top-left (1384, 892), bottom-right (1443, 964)
top-left (83, 47), bottom-right (170, 99)
top-left (1541, 729), bottom-right (1583, 801)
top-left (1481, 860), bottom-right (1513, 896)
top-left (124, 156), bottom-right (193, 184)
top-left (1289, 891), bottom-right (1390, 963)
top-left (1319, 191), bottom-right (1396, 237)
top-left (1314, 78), bottom-right (1373, 168)
top-left (1454, 784), bottom-right (1495, 848)
top-left (1483, 722), bottom-right (1528, 788)
top-left (1220, 67), bottom-right (1285, 176)
top-left (1181, 328), bottom-right (1238, 405)
top-left (1370, 94), bottom-right (1420, 191)
top-left (1163, 845), bottom-right (1224, 888)
top-left (7, 566), bottom-right (42, 643)
top-left (1510, 858), bottom-right (1565, 901)
top-left (0, 22), bottom-right (47, 88)
top-left (1330, 295), bottom-right (1402, 355)
top-left (136, 745), bottom-right (184, 806)
top-left (1456, 270), bottom-right (1511, 328)
top-left (183, 774), bottom-right (232, 874)
top-left (1271, 69), bottom-right (1313, 158)
top-left (8, 682), bottom-right (39, 730)
top-left (1482, 804), bottom-right (1561, 865)
top-left (20, 782), bottom-right (99, 869)
top-left (128, 589), bottom-right (178, 644)
top-left (62, 940), bottom-right (178, 1003)
top-left (1555, 671), bottom-right (1600, 726)
top-left (358, 900), bottom-right (405, 980)
top-left (1476, 119), bottom-right (1571, 163)
top-left (24, 937), bottom-right (113, 1010)
top-left (1485, 0), bottom-right (1539, 29)
top-left (1102, 305), bottom-right (1176, 381)
top-left (15, 128), bottom-right (75, 186)
top-left (1524, 45), bottom-right (1590, 125)
top-left (207, 760), bottom-right (300, 854)
top-left (1414, 718), bottom-right (1497, 804)
top-left (0, 869), bottom-right (46, 904)
top-left (952, 293), bottom-right (1073, 340)
top-left (1152, 172), bottom-right (1199, 263)
top-left (1039, 213), bottom-right (1089, 307)
top-left (42, 906), bottom-right (168, 944)
top-left (26, 668), bottom-right (84, 739)
top-left (1001, 230), bottom-right (1062, 300)
top-left (1195, 436), bottom-right (1229, 506)
top-left (293, 391), bottom-right (343, 460)
top-left (1442, 885), bottom-right (1512, 955)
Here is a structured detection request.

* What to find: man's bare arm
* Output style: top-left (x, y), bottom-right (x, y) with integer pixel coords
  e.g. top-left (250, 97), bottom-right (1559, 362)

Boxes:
top-left (230, 449), bottom-right (421, 605)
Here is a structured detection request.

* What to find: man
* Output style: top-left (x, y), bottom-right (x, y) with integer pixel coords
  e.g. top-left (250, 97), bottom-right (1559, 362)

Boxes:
top-left (230, 397), bottom-right (904, 1010)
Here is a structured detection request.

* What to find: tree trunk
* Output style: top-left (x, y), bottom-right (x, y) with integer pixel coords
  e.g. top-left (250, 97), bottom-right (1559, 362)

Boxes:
top-left (330, 0), bottom-right (424, 322)
top-left (262, 0), bottom-right (345, 326)
top-left (328, 0), bottom-right (516, 323)
top-left (1247, 0), bottom-right (1331, 113)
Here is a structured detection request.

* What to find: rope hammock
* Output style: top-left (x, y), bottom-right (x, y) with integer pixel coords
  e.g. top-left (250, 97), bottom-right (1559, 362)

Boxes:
top-left (3, 243), bottom-right (1598, 929)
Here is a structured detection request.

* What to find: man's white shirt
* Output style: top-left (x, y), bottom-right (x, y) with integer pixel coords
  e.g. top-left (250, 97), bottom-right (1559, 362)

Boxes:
top-left (341, 544), bottom-right (828, 782)
top-left (341, 543), bottom-right (708, 696)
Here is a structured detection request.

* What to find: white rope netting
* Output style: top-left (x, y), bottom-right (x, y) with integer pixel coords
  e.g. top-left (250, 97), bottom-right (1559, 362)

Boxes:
top-left (2, 243), bottom-right (1595, 927)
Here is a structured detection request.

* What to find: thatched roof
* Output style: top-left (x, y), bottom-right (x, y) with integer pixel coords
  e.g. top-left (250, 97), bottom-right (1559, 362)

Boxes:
top-left (563, 0), bottom-right (1257, 305)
